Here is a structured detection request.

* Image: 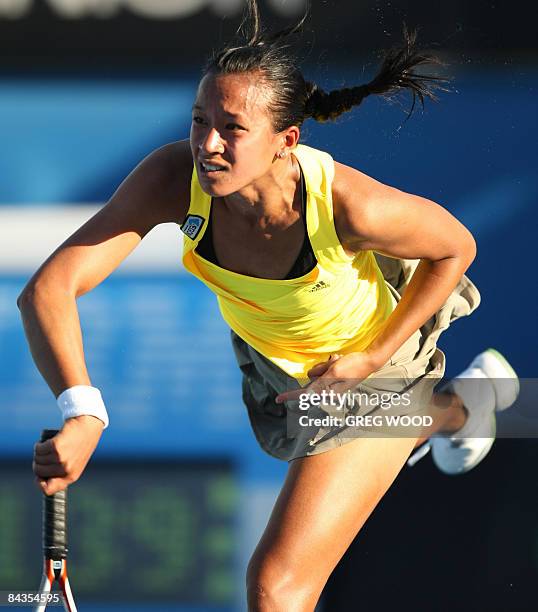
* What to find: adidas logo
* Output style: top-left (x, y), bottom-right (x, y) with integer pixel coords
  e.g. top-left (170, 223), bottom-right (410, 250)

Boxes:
top-left (308, 280), bottom-right (330, 293)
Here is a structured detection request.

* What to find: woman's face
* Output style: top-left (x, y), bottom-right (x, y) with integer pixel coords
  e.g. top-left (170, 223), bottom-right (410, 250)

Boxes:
top-left (190, 71), bottom-right (284, 197)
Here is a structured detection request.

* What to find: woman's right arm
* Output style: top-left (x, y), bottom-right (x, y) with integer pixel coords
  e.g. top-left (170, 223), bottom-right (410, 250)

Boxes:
top-left (17, 139), bottom-right (193, 494)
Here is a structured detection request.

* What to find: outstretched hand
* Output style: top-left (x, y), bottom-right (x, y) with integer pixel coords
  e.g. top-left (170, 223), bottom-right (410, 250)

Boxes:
top-left (275, 352), bottom-right (381, 404)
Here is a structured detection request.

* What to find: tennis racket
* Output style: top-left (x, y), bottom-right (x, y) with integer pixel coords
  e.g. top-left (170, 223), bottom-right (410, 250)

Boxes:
top-left (35, 429), bottom-right (77, 612)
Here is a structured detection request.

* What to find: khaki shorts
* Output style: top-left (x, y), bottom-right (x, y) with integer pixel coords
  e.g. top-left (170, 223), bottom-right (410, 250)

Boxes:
top-left (231, 255), bottom-right (481, 462)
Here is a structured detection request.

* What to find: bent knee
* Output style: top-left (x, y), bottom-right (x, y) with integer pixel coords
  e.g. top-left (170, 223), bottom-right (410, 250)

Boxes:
top-left (246, 555), bottom-right (319, 611)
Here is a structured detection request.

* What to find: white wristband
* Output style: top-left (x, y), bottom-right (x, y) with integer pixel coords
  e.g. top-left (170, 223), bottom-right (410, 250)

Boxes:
top-left (56, 385), bottom-right (109, 429)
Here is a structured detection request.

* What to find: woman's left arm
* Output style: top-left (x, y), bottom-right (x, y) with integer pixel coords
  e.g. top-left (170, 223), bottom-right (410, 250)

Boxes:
top-left (275, 162), bottom-right (476, 404)
top-left (332, 161), bottom-right (477, 370)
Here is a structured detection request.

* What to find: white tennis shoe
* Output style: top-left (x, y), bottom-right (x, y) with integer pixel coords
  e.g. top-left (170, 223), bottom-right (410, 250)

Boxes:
top-left (408, 348), bottom-right (519, 475)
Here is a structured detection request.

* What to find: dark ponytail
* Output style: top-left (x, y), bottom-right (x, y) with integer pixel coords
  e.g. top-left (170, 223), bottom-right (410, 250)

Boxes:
top-left (304, 27), bottom-right (450, 122)
top-left (205, 1), bottom-right (449, 131)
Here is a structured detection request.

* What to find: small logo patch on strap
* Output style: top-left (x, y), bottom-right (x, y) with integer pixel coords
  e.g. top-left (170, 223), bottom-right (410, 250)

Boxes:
top-left (181, 215), bottom-right (206, 240)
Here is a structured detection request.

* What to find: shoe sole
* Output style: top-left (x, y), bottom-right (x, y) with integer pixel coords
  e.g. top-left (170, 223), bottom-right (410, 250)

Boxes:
top-left (484, 348), bottom-right (520, 411)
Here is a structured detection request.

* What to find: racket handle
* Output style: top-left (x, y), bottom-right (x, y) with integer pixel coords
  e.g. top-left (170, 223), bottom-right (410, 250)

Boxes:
top-left (40, 429), bottom-right (68, 561)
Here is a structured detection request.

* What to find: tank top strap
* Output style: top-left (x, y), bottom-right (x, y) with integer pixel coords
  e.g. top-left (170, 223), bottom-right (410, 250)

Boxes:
top-left (292, 144), bottom-right (355, 274)
top-left (181, 167), bottom-right (211, 256)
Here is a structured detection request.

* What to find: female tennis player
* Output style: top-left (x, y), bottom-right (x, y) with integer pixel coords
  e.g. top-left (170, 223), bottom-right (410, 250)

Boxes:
top-left (19, 2), bottom-right (519, 610)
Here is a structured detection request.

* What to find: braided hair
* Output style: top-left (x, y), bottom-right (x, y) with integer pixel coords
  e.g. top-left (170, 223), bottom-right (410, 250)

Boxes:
top-left (204, 0), bottom-right (449, 132)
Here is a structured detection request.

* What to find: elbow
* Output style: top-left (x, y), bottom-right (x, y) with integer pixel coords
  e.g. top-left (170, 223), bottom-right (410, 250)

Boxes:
top-left (17, 278), bottom-right (70, 313)
top-left (17, 277), bottom-right (44, 311)
top-left (17, 285), bottom-right (35, 311)
top-left (453, 225), bottom-right (477, 267)
top-left (439, 233), bottom-right (476, 272)
top-left (463, 232), bottom-right (477, 266)
top-left (17, 287), bottom-right (44, 318)
top-left (452, 235), bottom-right (476, 275)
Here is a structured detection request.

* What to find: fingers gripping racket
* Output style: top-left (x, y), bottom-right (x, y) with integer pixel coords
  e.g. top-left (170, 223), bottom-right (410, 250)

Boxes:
top-left (35, 430), bottom-right (77, 612)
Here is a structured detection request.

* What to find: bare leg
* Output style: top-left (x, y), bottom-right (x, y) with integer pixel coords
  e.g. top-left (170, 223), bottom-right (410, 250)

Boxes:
top-left (246, 436), bottom-right (419, 612)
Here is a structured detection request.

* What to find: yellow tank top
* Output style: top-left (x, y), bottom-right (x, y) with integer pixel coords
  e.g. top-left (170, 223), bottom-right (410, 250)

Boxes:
top-left (181, 144), bottom-right (395, 382)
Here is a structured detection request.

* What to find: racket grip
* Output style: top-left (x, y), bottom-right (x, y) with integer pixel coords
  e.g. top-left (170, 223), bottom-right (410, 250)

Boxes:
top-left (40, 429), bottom-right (68, 560)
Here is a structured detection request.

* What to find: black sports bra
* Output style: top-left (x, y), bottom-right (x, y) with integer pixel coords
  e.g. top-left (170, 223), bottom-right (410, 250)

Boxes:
top-left (196, 168), bottom-right (316, 279)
